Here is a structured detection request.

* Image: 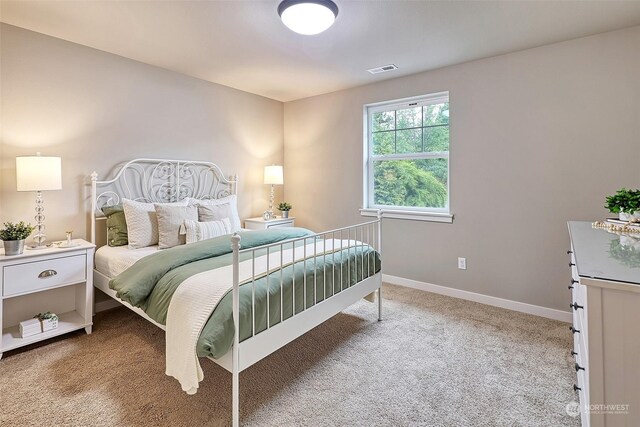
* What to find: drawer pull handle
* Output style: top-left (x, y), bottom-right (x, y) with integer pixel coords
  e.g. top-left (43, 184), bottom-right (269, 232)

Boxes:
top-left (571, 351), bottom-right (578, 357)
top-left (568, 285), bottom-right (574, 290)
top-left (567, 250), bottom-right (573, 255)
top-left (38, 269), bottom-right (58, 279)
top-left (569, 262), bottom-right (575, 267)
top-left (575, 363), bottom-right (585, 372)
top-left (573, 384), bottom-right (582, 392)
top-left (570, 302), bottom-right (584, 310)
top-left (571, 279), bottom-right (579, 284)
top-left (570, 326), bottom-right (580, 334)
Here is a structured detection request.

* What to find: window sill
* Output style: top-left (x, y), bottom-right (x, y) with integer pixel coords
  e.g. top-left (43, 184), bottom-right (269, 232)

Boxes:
top-left (360, 208), bottom-right (454, 223)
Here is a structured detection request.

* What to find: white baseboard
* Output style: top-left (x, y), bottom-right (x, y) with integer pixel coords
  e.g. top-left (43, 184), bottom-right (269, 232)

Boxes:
top-left (383, 274), bottom-right (572, 323)
top-left (95, 299), bottom-right (122, 313)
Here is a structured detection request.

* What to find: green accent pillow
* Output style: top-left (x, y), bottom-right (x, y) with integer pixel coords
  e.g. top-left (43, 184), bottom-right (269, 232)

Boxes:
top-left (101, 204), bottom-right (128, 247)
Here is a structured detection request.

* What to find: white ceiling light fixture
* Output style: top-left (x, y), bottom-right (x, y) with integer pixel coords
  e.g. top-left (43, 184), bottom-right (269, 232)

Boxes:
top-left (278, 0), bottom-right (339, 35)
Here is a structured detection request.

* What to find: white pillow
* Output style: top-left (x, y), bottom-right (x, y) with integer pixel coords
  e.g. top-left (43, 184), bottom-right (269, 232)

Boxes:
top-left (182, 218), bottom-right (232, 244)
top-left (189, 195), bottom-right (241, 232)
top-left (155, 204), bottom-right (198, 249)
top-left (123, 199), bottom-right (188, 249)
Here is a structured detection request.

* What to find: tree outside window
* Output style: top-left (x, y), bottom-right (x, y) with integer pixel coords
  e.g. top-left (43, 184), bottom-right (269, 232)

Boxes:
top-left (366, 93), bottom-right (450, 212)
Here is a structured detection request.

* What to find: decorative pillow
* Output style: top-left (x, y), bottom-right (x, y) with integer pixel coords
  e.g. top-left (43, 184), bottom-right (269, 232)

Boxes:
top-left (122, 199), bottom-right (188, 249)
top-left (155, 204), bottom-right (198, 249)
top-left (101, 204), bottom-right (128, 247)
top-left (193, 195), bottom-right (241, 232)
top-left (182, 218), bottom-right (232, 244)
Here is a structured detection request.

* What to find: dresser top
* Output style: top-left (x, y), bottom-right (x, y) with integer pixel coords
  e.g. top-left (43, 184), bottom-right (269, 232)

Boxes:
top-left (568, 221), bottom-right (640, 285)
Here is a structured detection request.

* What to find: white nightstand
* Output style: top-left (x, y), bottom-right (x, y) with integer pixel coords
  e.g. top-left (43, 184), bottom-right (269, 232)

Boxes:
top-left (0, 239), bottom-right (95, 360)
top-left (244, 216), bottom-right (295, 230)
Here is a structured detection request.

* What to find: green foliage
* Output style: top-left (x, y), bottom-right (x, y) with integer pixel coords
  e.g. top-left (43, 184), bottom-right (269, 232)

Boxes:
top-left (34, 311), bottom-right (58, 321)
top-left (370, 102), bottom-right (449, 209)
top-left (374, 160), bottom-right (447, 208)
top-left (0, 221), bottom-right (34, 241)
top-left (605, 188), bottom-right (640, 214)
top-left (372, 102), bottom-right (449, 155)
top-left (277, 202), bottom-right (292, 211)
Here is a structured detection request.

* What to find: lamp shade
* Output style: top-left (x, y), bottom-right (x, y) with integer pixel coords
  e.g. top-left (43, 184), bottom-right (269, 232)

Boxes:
top-left (16, 156), bottom-right (62, 191)
top-left (264, 165), bottom-right (284, 185)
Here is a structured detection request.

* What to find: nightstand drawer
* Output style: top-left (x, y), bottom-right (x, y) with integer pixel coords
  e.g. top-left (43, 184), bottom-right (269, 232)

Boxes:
top-left (244, 216), bottom-right (295, 230)
top-left (3, 254), bottom-right (86, 297)
top-left (266, 221), bottom-right (294, 229)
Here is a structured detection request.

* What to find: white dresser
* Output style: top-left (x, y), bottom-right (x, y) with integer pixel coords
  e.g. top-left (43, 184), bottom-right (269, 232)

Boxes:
top-left (568, 221), bottom-right (640, 427)
top-left (0, 239), bottom-right (95, 359)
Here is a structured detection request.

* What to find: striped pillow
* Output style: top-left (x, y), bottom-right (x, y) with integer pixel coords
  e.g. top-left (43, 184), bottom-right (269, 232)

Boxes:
top-left (182, 218), bottom-right (232, 244)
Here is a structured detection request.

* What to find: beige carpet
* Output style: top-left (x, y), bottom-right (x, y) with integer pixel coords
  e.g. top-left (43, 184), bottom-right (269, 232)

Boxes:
top-left (0, 284), bottom-right (580, 427)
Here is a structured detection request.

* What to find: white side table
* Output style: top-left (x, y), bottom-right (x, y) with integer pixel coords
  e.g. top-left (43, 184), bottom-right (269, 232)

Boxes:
top-left (0, 239), bottom-right (95, 360)
top-left (244, 216), bottom-right (295, 230)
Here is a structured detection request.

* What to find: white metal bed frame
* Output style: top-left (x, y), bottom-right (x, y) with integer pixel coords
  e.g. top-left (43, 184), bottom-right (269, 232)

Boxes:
top-left (90, 158), bottom-right (382, 427)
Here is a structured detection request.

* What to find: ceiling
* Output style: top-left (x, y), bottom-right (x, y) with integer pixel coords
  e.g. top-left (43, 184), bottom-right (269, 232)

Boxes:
top-left (2, 1), bottom-right (640, 102)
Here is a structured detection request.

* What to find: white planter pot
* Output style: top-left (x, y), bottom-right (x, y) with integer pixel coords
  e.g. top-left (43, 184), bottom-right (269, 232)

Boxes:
top-left (620, 211), bottom-right (640, 221)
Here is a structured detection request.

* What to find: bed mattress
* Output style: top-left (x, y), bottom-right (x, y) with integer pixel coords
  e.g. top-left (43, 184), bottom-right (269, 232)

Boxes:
top-left (95, 245), bottom-right (159, 278)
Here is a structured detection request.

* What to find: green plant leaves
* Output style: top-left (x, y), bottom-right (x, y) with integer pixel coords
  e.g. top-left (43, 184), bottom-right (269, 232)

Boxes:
top-left (0, 221), bottom-right (35, 241)
top-left (605, 188), bottom-right (640, 214)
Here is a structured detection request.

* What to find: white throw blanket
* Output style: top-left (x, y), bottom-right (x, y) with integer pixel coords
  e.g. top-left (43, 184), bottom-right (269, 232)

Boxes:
top-left (165, 238), bottom-right (360, 394)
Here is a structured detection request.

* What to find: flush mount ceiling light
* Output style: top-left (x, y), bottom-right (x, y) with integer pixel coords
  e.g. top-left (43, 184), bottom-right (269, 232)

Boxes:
top-left (278, 0), bottom-right (339, 35)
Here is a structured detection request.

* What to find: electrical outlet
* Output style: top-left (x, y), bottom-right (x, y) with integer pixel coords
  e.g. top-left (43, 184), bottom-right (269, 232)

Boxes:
top-left (458, 257), bottom-right (467, 270)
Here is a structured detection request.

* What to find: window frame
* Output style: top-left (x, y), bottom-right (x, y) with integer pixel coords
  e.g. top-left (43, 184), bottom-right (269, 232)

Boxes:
top-left (362, 92), bottom-right (453, 222)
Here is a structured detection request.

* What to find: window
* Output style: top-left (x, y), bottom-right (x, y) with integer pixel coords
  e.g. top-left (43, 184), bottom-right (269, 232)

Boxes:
top-left (363, 92), bottom-right (451, 222)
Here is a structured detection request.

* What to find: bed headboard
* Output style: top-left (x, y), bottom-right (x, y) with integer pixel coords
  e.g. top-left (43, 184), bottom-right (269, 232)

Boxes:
top-left (90, 158), bottom-right (237, 245)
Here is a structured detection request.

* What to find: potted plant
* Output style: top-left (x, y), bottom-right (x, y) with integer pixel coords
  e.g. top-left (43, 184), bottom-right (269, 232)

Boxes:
top-left (1, 221), bottom-right (35, 255)
top-left (277, 202), bottom-right (292, 218)
top-left (605, 188), bottom-right (640, 221)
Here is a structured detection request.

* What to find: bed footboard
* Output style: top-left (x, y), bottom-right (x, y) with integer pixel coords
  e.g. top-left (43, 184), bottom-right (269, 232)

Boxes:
top-left (227, 216), bottom-right (382, 427)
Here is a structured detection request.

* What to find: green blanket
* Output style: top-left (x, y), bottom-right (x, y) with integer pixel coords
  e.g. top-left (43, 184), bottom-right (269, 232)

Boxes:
top-left (110, 228), bottom-right (381, 358)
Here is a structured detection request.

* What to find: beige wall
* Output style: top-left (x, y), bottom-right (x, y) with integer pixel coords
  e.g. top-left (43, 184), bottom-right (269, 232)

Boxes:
top-left (3, 23), bottom-right (639, 314)
top-left (284, 26), bottom-right (640, 312)
top-left (0, 24), bottom-right (284, 242)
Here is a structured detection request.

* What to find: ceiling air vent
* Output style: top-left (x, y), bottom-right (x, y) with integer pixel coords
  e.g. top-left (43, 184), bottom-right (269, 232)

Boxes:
top-left (367, 64), bottom-right (398, 75)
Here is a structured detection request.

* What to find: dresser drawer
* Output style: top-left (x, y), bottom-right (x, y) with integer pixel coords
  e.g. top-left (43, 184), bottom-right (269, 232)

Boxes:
top-left (3, 254), bottom-right (86, 297)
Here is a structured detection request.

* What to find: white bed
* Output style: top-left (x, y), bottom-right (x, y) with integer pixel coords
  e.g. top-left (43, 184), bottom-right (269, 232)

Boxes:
top-left (90, 158), bottom-right (382, 427)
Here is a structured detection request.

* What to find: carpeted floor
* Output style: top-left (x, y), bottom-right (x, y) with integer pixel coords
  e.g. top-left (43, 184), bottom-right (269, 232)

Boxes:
top-left (0, 284), bottom-right (580, 427)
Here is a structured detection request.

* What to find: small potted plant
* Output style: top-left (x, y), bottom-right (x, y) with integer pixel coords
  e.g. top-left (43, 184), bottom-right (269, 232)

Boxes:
top-left (1, 221), bottom-right (35, 255)
top-left (277, 202), bottom-right (292, 218)
top-left (605, 188), bottom-right (640, 221)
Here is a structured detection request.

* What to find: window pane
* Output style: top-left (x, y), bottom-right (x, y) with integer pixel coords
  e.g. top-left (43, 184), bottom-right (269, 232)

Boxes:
top-left (423, 102), bottom-right (449, 126)
top-left (396, 106), bottom-right (421, 129)
top-left (373, 159), bottom-right (448, 208)
top-left (372, 111), bottom-right (395, 132)
top-left (424, 126), bottom-right (449, 152)
top-left (372, 131), bottom-right (394, 155)
top-left (395, 128), bottom-right (422, 154)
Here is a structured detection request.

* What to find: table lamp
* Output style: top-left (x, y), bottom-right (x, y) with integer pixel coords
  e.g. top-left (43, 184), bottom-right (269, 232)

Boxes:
top-left (16, 153), bottom-right (62, 249)
top-left (263, 165), bottom-right (283, 220)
